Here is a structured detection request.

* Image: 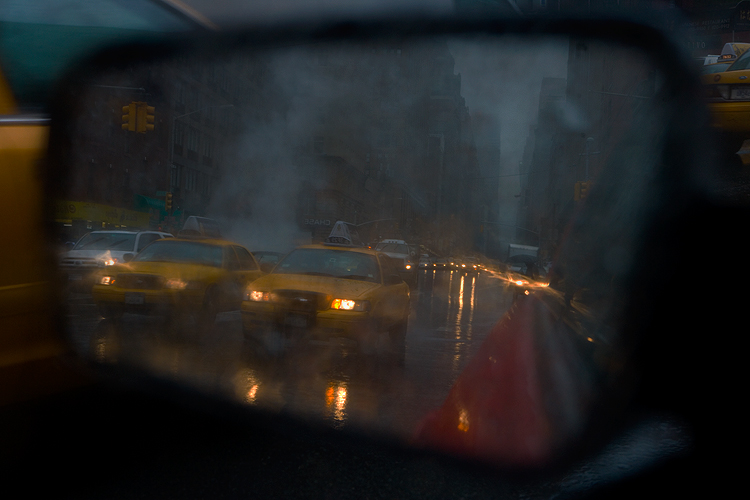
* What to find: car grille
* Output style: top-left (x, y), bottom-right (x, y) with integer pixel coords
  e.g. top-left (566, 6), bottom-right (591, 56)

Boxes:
top-left (115, 274), bottom-right (164, 290)
top-left (274, 290), bottom-right (329, 312)
top-left (60, 257), bottom-right (99, 270)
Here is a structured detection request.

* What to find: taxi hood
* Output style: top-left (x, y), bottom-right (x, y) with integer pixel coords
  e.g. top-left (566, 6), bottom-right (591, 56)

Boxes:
top-left (112, 261), bottom-right (224, 281)
top-left (251, 273), bottom-right (381, 299)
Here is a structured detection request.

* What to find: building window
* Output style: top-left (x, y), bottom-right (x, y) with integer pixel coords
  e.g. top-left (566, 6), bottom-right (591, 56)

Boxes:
top-left (201, 173), bottom-right (212, 196)
top-left (185, 169), bottom-right (197, 192)
top-left (173, 121), bottom-right (185, 156)
top-left (202, 136), bottom-right (214, 166)
top-left (187, 127), bottom-right (200, 161)
top-left (174, 80), bottom-right (185, 113)
top-left (171, 164), bottom-right (183, 190)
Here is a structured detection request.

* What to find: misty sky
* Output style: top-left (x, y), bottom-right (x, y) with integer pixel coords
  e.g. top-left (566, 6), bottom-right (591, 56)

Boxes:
top-left (450, 37), bottom-right (569, 227)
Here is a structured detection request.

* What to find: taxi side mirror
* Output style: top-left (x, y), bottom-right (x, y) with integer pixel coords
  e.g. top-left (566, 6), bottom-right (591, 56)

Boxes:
top-left (43, 9), bottom-right (712, 474)
top-left (385, 274), bottom-right (402, 285)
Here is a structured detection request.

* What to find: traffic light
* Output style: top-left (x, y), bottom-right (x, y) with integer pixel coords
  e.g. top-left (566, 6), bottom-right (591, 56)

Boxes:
top-left (574, 181), bottom-right (591, 201)
top-left (165, 192), bottom-right (173, 212)
top-left (122, 102), bottom-right (155, 133)
top-left (121, 102), bottom-right (136, 131)
top-left (137, 103), bottom-right (155, 133)
top-left (580, 181), bottom-right (590, 200)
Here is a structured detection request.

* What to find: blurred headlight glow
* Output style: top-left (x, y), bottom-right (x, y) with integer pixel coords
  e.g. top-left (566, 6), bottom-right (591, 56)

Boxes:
top-left (99, 276), bottom-right (115, 285)
top-left (247, 290), bottom-right (277, 302)
top-left (331, 298), bottom-right (370, 312)
top-left (165, 279), bottom-right (187, 290)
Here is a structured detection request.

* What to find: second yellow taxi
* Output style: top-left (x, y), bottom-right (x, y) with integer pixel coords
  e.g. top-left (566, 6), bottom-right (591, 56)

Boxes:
top-left (702, 48), bottom-right (750, 141)
top-left (92, 237), bottom-right (264, 324)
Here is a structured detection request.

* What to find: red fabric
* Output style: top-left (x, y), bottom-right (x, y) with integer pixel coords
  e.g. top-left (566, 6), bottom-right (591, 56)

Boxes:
top-left (413, 296), bottom-right (557, 466)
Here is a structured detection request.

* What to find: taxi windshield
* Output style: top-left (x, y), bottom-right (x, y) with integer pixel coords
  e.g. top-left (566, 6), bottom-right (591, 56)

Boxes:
top-left (728, 49), bottom-right (750, 71)
top-left (375, 243), bottom-right (409, 254)
top-left (132, 240), bottom-right (223, 267)
top-left (274, 248), bottom-right (381, 283)
top-left (73, 232), bottom-right (135, 251)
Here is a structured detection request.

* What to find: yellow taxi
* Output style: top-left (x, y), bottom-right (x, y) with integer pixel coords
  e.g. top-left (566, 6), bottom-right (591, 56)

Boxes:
top-left (241, 242), bottom-right (411, 353)
top-left (702, 48), bottom-right (750, 138)
top-left (92, 237), bottom-right (264, 323)
top-left (700, 42), bottom-right (750, 75)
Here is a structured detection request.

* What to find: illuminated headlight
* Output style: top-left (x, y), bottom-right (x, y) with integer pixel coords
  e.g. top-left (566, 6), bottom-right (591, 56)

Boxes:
top-left (405, 264), bottom-right (412, 270)
top-left (246, 289), bottom-right (278, 302)
top-left (165, 278), bottom-right (188, 290)
top-left (99, 258), bottom-right (117, 266)
top-left (99, 275), bottom-right (115, 286)
top-left (330, 298), bottom-right (370, 312)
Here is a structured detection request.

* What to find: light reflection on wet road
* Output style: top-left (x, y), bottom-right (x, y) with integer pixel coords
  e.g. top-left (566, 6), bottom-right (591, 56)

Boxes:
top-left (66, 269), bottom-right (513, 439)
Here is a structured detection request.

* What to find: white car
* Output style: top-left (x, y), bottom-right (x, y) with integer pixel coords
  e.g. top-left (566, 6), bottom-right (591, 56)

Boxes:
top-left (374, 239), bottom-right (418, 286)
top-left (60, 230), bottom-right (173, 290)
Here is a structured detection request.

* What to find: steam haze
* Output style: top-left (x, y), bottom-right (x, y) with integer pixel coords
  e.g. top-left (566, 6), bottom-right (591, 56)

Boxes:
top-left (207, 37), bottom-right (570, 254)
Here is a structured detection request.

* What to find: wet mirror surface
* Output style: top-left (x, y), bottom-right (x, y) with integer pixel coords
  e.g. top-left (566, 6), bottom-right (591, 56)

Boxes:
top-left (56, 34), bottom-right (671, 462)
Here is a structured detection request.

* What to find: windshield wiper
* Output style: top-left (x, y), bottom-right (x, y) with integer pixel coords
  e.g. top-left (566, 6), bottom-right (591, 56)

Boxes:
top-left (338, 274), bottom-right (372, 281)
top-left (300, 271), bottom-right (334, 277)
top-left (109, 239), bottom-right (131, 249)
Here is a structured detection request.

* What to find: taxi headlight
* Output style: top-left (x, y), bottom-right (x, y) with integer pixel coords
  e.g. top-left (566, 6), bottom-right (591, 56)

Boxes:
top-left (99, 258), bottom-right (117, 267)
top-left (330, 298), bottom-right (370, 312)
top-left (99, 275), bottom-right (115, 286)
top-left (246, 289), bottom-right (278, 302)
top-left (165, 278), bottom-right (188, 290)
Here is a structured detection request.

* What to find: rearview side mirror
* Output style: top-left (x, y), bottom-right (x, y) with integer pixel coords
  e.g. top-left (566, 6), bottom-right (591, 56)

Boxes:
top-left (45, 12), bottom-right (709, 471)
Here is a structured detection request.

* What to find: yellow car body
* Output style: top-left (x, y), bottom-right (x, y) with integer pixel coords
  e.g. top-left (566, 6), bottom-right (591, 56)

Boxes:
top-left (701, 61), bottom-right (750, 165)
top-left (241, 244), bottom-right (410, 347)
top-left (702, 44), bottom-right (750, 139)
top-left (0, 68), bottom-right (86, 404)
top-left (92, 238), bottom-right (264, 321)
top-left (702, 68), bottom-right (750, 134)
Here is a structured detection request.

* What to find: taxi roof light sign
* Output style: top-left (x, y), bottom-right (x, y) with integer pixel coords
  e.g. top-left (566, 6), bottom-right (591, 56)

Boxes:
top-left (179, 216), bottom-right (221, 238)
top-left (325, 221), bottom-right (362, 246)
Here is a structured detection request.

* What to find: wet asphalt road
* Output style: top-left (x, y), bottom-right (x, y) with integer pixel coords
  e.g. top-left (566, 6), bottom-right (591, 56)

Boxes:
top-left (52, 269), bottom-right (692, 499)
top-left (65, 269), bottom-right (512, 441)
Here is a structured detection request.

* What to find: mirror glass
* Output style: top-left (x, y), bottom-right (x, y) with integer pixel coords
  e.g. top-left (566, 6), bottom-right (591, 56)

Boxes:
top-left (54, 33), bottom-right (668, 464)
